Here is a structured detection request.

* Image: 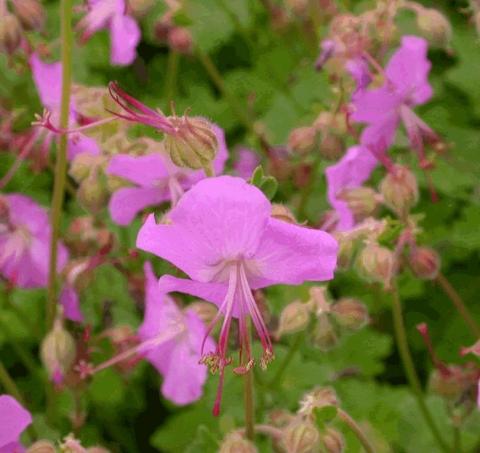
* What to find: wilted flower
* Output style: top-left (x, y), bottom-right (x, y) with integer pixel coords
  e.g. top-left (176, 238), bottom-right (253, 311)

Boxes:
top-left (137, 176), bottom-right (338, 414)
top-left (0, 395), bottom-right (32, 452)
top-left (0, 194), bottom-right (68, 288)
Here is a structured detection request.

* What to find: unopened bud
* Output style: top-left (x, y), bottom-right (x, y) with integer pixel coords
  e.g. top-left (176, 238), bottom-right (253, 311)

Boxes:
top-left (27, 441), bottom-right (57, 453)
top-left (298, 387), bottom-right (339, 417)
top-left (69, 153), bottom-right (99, 183)
top-left (0, 13), bottom-right (22, 54)
top-left (269, 409), bottom-right (295, 427)
top-left (164, 117), bottom-right (218, 173)
top-left (77, 170), bottom-right (109, 214)
top-left (429, 368), bottom-right (466, 401)
top-left (379, 165), bottom-right (418, 218)
top-left (40, 319), bottom-right (76, 383)
top-left (416, 7), bottom-right (451, 48)
top-left (307, 286), bottom-right (331, 316)
top-left (338, 187), bottom-right (378, 222)
top-left (321, 428), bottom-right (345, 453)
top-left (271, 203), bottom-right (297, 223)
top-left (288, 127), bottom-right (318, 155)
top-left (331, 298), bottom-right (369, 330)
top-left (167, 27), bottom-right (193, 54)
top-left (219, 432), bottom-right (257, 453)
top-left (356, 242), bottom-right (395, 289)
top-left (127, 0), bottom-right (155, 17)
top-left (334, 233), bottom-right (354, 270)
top-left (12, 0), bottom-right (45, 31)
top-left (282, 420), bottom-right (320, 453)
top-left (408, 246), bottom-right (440, 280)
top-left (277, 301), bottom-right (311, 337)
top-left (187, 301), bottom-right (218, 325)
top-left (319, 133), bottom-right (344, 161)
top-left (312, 315), bottom-right (338, 351)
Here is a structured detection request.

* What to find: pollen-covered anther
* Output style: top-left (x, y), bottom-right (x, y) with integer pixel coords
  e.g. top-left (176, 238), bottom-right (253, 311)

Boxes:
top-left (233, 359), bottom-right (255, 375)
top-left (200, 352), bottom-right (232, 375)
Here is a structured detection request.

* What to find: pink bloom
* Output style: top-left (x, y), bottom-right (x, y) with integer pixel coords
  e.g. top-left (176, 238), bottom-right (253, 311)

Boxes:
top-left (30, 54), bottom-right (100, 161)
top-left (233, 147), bottom-right (260, 179)
top-left (78, 0), bottom-right (141, 66)
top-left (0, 395), bottom-right (32, 453)
top-left (0, 194), bottom-right (68, 288)
top-left (136, 176), bottom-right (338, 414)
top-left (60, 285), bottom-right (84, 323)
top-left (325, 146), bottom-right (378, 231)
top-left (106, 124), bottom-right (228, 226)
top-left (138, 262), bottom-right (215, 405)
top-left (352, 36), bottom-right (437, 157)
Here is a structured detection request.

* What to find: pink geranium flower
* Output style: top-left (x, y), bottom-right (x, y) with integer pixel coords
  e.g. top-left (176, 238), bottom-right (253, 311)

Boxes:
top-left (138, 262), bottom-right (215, 405)
top-left (106, 124), bottom-right (228, 226)
top-left (136, 176), bottom-right (338, 414)
top-left (233, 147), bottom-right (260, 179)
top-left (352, 36), bottom-right (438, 161)
top-left (30, 53), bottom-right (100, 161)
top-left (0, 395), bottom-right (32, 453)
top-left (77, 0), bottom-right (141, 66)
top-left (0, 194), bottom-right (68, 288)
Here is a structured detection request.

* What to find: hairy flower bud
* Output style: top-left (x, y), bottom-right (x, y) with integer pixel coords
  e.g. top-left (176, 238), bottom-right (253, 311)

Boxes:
top-left (312, 315), bottom-right (338, 351)
top-left (12, 0), bottom-right (45, 31)
top-left (408, 246), bottom-right (441, 280)
top-left (334, 233), bottom-right (354, 270)
top-left (40, 319), bottom-right (76, 384)
top-left (271, 203), bottom-right (297, 223)
top-left (379, 165), bottom-right (418, 218)
top-left (356, 242), bottom-right (395, 289)
top-left (27, 441), bottom-right (57, 453)
top-left (167, 27), bottom-right (193, 54)
top-left (321, 428), bottom-right (345, 453)
top-left (87, 447), bottom-right (111, 453)
top-left (416, 7), bottom-right (451, 49)
top-left (219, 432), bottom-right (257, 453)
top-left (69, 153), bottom-right (100, 183)
top-left (319, 133), bottom-right (344, 161)
top-left (0, 13), bottom-right (22, 54)
top-left (164, 117), bottom-right (218, 173)
top-left (338, 187), bottom-right (378, 222)
top-left (331, 298), bottom-right (369, 331)
top-left (429, 368), bottom-right (467, 401)
top-left (77, 170), bottom-right (109, 214)
top-left (277, 301), bottom-right (311, 337)
top-left (288, 126), bottom-right (318, 155)
top-left (282, 420), bottom-right (320, 453)
top-left (298, 387), bottom-right (339, 417)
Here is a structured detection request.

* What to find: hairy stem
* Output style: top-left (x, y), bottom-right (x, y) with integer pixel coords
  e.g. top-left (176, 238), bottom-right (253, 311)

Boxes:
top-left (46, 0), bottom-right (74, 330)
top-left (338, 408), bottom-right (376, 453)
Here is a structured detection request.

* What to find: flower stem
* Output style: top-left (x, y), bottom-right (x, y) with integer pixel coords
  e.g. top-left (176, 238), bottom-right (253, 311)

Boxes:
top-left (337, 408), bottom-right (376, 453)
top-left (269, 331), bottom-right (304, 388)
top-left (435, 272), bottom-right (480, 339)
top-left (244, 367), bottom-right (255, 440)
top-left (163, 50), bottom-right (179, 110)
top-left (46, 0), bottom-right (73, 331)
top-left (390, 285), bottom-right (450, 452)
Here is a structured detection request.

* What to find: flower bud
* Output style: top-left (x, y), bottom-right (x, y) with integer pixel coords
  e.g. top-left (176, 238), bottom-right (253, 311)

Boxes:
top-left (288, 127), bottom-right (318, 155)
top-left (269, 409), bottom-right (295, 427)
top-left (77, 170), bottom-right (109, 214)
top-left (379, 165), bottom-right (418, 218)
top-left (11, 0), bottom-right (45, 31)
top-left (356, 242), bottom-right (395, 289)
top-left (0, 13), bottom-right (22, 54)
top-left (164, 117), bottom-right (218, 173)
top-left (27, 441), bottom-right (57, 453)
top-left (69, 153), bottom-right (99, 183)
top-left (40, 318), bottom-right (76, 384)
top-left (307, 286), bottom-right (331, 316)
top-left (331, 298), bottom-right (369, 331)
top-left (312, 315), bottom-right (338, 351)
top-left (282, 420), bottom-right (320, 453)
top-left (338, 187), bottom-right (378, 221)
top-left (271, 203), bottom-right (297, 223)
top-left (429, 368), bottom-right (466, 401)
top-left (87, 447), bottom-right (111, 453)
top-left (167, 27), bottom-right (193, 54)
top-left (219, 432), bottom-right (257, 453)
top-left (321, 428), bottom-right (345, 453)
top-left (334, 233), bottom-right (354, 270)
top-left (127, 0), bottom-right (155, 17)
top-left (319, 133), bottom-right (344, 161)
top-left (277, 301), bottom-right (311, 337)
top-left (408, 246), bottom-right (440, 280)
top-left (187, 301), bottom-right (218, 325)
top-left (416, 7), bottom-right (451, 49)
top-left (298, 387), bottom-right (339, 417)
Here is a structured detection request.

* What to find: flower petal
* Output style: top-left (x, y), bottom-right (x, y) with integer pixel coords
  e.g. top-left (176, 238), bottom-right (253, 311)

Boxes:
top-left (67, 134), bottom-right (100, 161)
top-left (60, 286), bottom-right (84, 323)
top-left (30, 54), bottom-right (62, 109)
top-left (0, 395), bottom-right (31, 449)
top-left (110, 14), bottom-right (141, 66)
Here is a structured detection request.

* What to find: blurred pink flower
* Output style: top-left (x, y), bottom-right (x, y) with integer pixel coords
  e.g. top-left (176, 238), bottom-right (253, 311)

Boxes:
top-left (233, 147), bottom-right (260, 179)
top-left (0, 395), bottom-right (32, 453)
top-left (0, 194), bottom-right (68, 288)
top-left (138, 262), bottom-right (215, 405)
top-left (30, 53), bottom-right (100, 161)
top-left (137, 176), bottom-right (338, 414)
top-left (77, 0), bottom-right (141, 66)
top-left (59, 285), bottom-right (84, 323)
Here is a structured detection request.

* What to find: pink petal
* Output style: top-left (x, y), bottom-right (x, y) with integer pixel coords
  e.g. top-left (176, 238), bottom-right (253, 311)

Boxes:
top-left (4, 195), bottom-right (49, 235)
top-left (110, 14), bottom-right (140, 66)
top-left (107, 154), bottom-right (170, 187)
top-left (351, 85), bottom-right (401, 125)
top-left (67, 134), bottom-right (100, 161)
top-left (0, 395), bottom-right (31, 450)
top-left (60, 286), bottom-right (84, 323)
top-left (233, 147), bottom-right (260, 179)
top-left (30, 54), bottom-right (62, 109)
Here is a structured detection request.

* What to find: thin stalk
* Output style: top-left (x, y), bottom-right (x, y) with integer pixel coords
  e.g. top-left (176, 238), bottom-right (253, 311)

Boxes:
top-left (269, 331), bottom-right (304, 387)
top-left (337, 408), bottom-right (376, 453)
top-left (46, 0), bottom-right (74, 330)
top-left (244, 322), bottom-right (255, 440)
top-left (436, 272), bottom-right (480, 339)
top-left (0, 361), bottom-right (23, 403)
top-left (391, 285), bottom-right (450, 452)
top-left (163, 50), bottom-right (179, 110)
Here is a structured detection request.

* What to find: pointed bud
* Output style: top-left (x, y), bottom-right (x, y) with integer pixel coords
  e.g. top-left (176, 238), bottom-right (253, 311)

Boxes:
top-left (164, 117), bottom-right (218, 173)
top-left (312, 315), bottom-right (338, 351)
top-left (27, 441), bottom-right (57, 453)
top-left (219, 432), bottom-right (257, 453)
top-left (307, 286), bottom-right (331, 316)
top-left (288, 126), bottom-right (318, 155)
top-left (277, 301), bottom-right (311, 337)
top-left (379, 165), bottom-right (418, 218)
top-left (167, 27), bottom-right (193, 54)
top-left (0, 13), bottom-right (22, 54)
top-left (40, 318), bottom-right (76, 384)
top-left (12, 0), bottom-right (45, 31)
top-left (416, 7), bottom-right (451, 49)
top-left (338, 187), bottom-right (378, 222)
top-left (408, 246), bottom-right (440, 280)
top-left (321, 428), bottom-right (345, 453)
top-left (334, 233), bottom-right (355, 270)
top-left (356, 242), bottom-right (395, 289)
top-left (331, 298), bottom-right (369, 331)
top-left (282, 420), bottom-right (320, 453)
